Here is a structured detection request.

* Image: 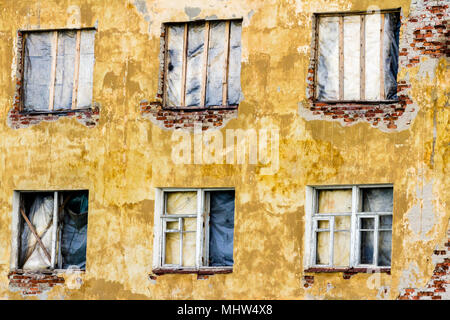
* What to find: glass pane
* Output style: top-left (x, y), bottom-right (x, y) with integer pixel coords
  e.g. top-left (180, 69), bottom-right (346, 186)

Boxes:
top-left (335, 216), bottom-right (351, 230)
top-left (183, 218), bottom-right (197, 231)
top-left (166, 220), bottom-right (179, 231)
top-left (378, 230), bottom-right (392, 266)
top-left (166, 191), bottom-right (197, 214)
top-left (318, 220), bottom-right (329, 229)
top-left (205, 21), bottom-right (226, 106)
top-left (316, 231), bottom-right (330, 265)
top-left (343, 15), bottom-right (360, 100)
top-left (360, 217), bottom-right (375, 229)
top-left (360, 231), bottom-right (374, 264)
top-left (227, 20), bottom-right (242, 105)
top-left (318, 189), bottom-right (352, 213)
top-left (383, 12), bottom-right (401, 100)
top-left (165, 232), bottom-right (180, 265)
top-left (365, 13), bottom-right (381, 100)
top-left (54, 31), bottom-right (76, 110)
top-left (182, 232), bottom-right (196, 266)
top-left (333, 231), bottom-right (350, 266)
top-left (185, 22), bottom-right (205, 107)
top-left (76, 30), bottom-right (96, 108)
top-left (317, 16), bottom-right (339, 100)
top-left (379, 215), bottom-right (393, 229)
top-left (362, 187), bottom-right (393, 212)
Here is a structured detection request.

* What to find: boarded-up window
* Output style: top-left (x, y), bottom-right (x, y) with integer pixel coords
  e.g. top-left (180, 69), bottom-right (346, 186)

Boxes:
top-left (163, 20), bottom-right (242, 108)
top-left (15, 190), bottom-right (89, 271)
top-left (22, 29), bottom-right (95, 112)
top-left (159, 189), bottom-right (235, 269)
top-left (310, 186), bottom-right (393, 268)
top-left (315, 11), bottom-right (400, 101)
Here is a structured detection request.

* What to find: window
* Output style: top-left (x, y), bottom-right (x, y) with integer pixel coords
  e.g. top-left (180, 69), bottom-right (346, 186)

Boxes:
top-left (162, 20), bottom-right (242, 109)
top-left (20, 29), bottom-right (95, 112)
top-left (305, 185), bottom-right (393, 270)
top-left (314, 10), bottom-right (400, 102)
top-left (10, 190), bottom-right (89, 271)
top-left (153, 189), bottom-right (235, 273)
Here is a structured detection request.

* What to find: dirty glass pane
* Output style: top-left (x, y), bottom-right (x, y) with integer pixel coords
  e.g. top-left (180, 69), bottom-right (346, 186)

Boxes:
top-left (165, 232), bottom-right (180, 265)
top-left (383, 12), bottom-right (400, 100)
top-left (360, 217), bottom-right (374, 229)
top-left (318, 220), bottom-right (329, 229)
top-left (362, 187), bottom-right (393, 212)
top-left (209, 190), bottom-right (235, 266)
top-left (333, 231), bottom-right (350, 266)
top-left (379, 215), bottom-right (393, 229)
top-left (378, 230), bottom-right (392, 266)
top-left (166, 25), bottom-right (184, 106)
top-left (206, 21), bottom-right (226, 106)
top-left (360, 230), bottom-right (374, 264)
top-left (317, 17), bottom-right (339, 100)
top-left (365, 13), bottom-right (381, 100)
top-left (20, 194), bottom-right (54, 270)
top-left (76, 30), bottom-right (95, 108)
top-left (166, 192), bottom-right (197, 215)
top-left (343, 15), bottom-right (360, 100)
top-left (183, 217), bottom-right (197, 231)
top-left (54, 31), bottom-right (76, 110)
top-left (185, 22), bottom-right (205, 106)
top-left (227, 20), bottom-right (242, 105)
top-left (182, 232), bottom-right (196, 266)
top-left (316, 231), bottom-right (330, 265)
top-left (335, 215), bottom-right (351, 230)
top-left (23, 32), bottom-right (52, 111)
top-left (317, 189), bottom-right (352, 213)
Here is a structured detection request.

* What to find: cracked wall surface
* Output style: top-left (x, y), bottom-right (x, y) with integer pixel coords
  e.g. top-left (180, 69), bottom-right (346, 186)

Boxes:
top-left (0, 0), bottom-right (448, 299)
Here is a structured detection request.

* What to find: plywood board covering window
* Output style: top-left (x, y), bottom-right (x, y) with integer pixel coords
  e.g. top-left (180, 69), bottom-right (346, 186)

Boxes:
top-left (315, 10), bottom-right (400, 102)
top-left (307, 185), bottom-right (393, 269)
top-left (163, 20), bottom-right (242, 108)
top-left (21, 29), bottom-right (95, 112)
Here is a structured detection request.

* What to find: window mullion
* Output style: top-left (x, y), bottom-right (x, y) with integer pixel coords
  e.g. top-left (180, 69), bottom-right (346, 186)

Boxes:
top-left (222, 21), bottom-right (231, 106)
top-left (71, 30), bottom-right (81, 110)
top-left (161, 192), bottom-right (167, 266)
top-left (379, 13), bottom-right (385, 100)
top-left (330, 216), bottom-right (335, 267)
top-left (179, 217), bottom-right (183, 267)
top-left (195, 189), bottom-right (204, 268)
top-left (50, 191), bottom-right (59, 269)
top-left (350, 186), bottom-right (359, 267)
top-left (360, 15), bottom-right (365, 100)
top-left (163, 25), bottom-right (170, 107)
top-left (374, 215), bottom-right (379, 267)
top-left (339, 16), bottom-right (344, 100)
top-left (203, 192), bottom-right (211, 266)
top-left (48, 31), bottom-right (58, 111)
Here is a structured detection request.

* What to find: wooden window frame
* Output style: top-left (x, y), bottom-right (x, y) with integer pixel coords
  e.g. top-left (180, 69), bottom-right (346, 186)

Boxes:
top-left (304, 184), bottom-right (393, 272)
top-left (161, 19), bottom-right (242, 111)
top-left (152, 188), bottom-right (235, 274)
top-left (18, 27), bottom-right (96, 114)
top-left (10, 190), bottom-right (88, 273)
top-left (312, 8), bottom-right (401, 104)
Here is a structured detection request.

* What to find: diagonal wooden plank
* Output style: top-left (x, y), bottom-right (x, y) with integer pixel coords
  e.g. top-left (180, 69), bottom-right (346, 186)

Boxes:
top-left (20, 207), bottom-right (51, 263)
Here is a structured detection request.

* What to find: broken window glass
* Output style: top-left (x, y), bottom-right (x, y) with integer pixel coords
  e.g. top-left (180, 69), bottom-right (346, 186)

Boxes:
top-left (164, 20), bottom-right (242, 108)
top-left (22, 29), bottom-right (95, 112)
top-left (315, 11), bottom-right (400, 101)
top-left (208, 190), bottom-right (235, 266)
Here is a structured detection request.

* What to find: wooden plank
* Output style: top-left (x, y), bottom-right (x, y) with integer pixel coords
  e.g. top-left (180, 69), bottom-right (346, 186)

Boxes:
top-left (360, 15), bottom-right (365, 100)
top-left (71, 30), bottom-right (81, 109)
top-left (339, 16), bottom-right (344, 100)
top-left (200, 21), bottom-right (210, 107)
top-left (48, 31), bottom-right (58, 110)
top-left (180, 24), bottom-right (188, 107)
top-left (222, 21), bottom-right (231, 106)
top-left (20, 207), bottom-right (52, 263)
top-left (380, 14), bottom-right (385, 100)
top-left (20, 33), bottom-right (27, 111)
top-left (163, 25), bottom-right (170, 107)
top-left (313, 16), bottom-right (320, 100)
top-left (50, 191), bottom-right (58, 268)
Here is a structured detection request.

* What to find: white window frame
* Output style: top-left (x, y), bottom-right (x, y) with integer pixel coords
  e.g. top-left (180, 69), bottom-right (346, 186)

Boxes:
top-left (10, 190), bottom-right (88, 273)
top-left (152, 188), bottom-right (235, 272)
top-left (304, 184), bottom-right (393, 270)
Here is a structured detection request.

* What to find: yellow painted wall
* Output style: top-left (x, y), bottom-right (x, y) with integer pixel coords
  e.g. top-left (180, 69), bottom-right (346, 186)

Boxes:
top-left (0, 0), bottom-right (448, 299)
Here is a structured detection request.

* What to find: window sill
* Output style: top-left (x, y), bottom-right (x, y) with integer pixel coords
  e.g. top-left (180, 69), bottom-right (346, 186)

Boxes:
top-left (313, 100), bottom-right (399, 105)
top-left (10, 269), bottom-right (86, 275)
top-left (152, 266), bottom-right (233, 275)
top-left (304, 267), bottom-right (391, 274)
top-left (161, 105), bottom-right (238, 111)
top-left (19, 107), bottom-right (93, 115)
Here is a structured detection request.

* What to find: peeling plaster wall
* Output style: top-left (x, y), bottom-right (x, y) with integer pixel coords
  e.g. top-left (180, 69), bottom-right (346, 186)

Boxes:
top-left (0, 0), bottom-right (448, 300)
